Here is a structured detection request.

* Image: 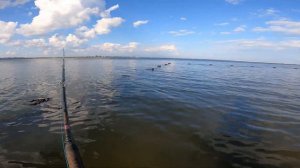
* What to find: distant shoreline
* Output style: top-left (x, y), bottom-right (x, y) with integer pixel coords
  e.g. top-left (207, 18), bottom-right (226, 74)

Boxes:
top-left (0, 56), bottom-right (299, 66)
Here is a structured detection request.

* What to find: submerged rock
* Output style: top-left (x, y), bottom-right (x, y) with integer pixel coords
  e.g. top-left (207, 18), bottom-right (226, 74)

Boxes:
top-left (29, 98), bottom-right (50, 105)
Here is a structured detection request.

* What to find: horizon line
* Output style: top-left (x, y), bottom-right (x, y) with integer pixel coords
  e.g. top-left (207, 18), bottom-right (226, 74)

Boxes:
top-left (0, 55), bottom-right (299, 66)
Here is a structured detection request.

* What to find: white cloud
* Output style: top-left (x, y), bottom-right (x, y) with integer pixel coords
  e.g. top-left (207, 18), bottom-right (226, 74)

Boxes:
top-left (65, 34), bottom-right (87, 47)
top-left (76, 26), bottom-right (96, 39)
top-left (75, 17), bottom-right (124, 39)
top-left (5, 51), bottom-right (16, 56)
top-left (17, 0), bottom-right (104, 36)
top-left (180, 17), bottom-right (187, 21)
top-left (24, 38), bottom-right (47, 47)
top-left (94, 17), bottom-right (124, 35)
top-left (0, 21), bottom-right (17, 44)
top-left (94, 42), bottom-right (139, 52)
top-left (215, 22), bottom-right (229, 26)
top-left (233, 25), bottom-right (246, 32)
top-left (168, 29), bottom-right (195, 36)
top-left (49, 34), bottom-right (66, 48)
top-left (253, 19), bottom-right (300, 35)
top-left (63, 43), bottom-right (180, 57)
top-left (100, 4), bottom-right (119, 18)
top-left (145, 44), bottom-right (177, 52)
top-left (220, 25), bottom-right (246, 35)
top-left (225, 0), bottom-right (242, 5)
top-left (49, 34), bottom-right (86, 48)
top-left (0, 0), bottom-right (30, 9)
top-left (254, 8), bottom-right (279, 17)
top-left (133, 20), bottom-right (149, 28)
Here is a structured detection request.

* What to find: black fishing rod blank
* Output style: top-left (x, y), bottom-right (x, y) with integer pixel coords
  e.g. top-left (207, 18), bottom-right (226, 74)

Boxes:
top-left (61, 49), bottom-right (85, 168)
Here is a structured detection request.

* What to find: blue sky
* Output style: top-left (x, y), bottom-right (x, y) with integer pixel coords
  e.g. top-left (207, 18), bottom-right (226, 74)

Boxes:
top-left (0, 0), bottom-right (300, 64)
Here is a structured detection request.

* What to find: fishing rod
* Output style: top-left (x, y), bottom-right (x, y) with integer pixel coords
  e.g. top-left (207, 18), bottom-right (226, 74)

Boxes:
top-left (61, 49), bottom-right (85, 168)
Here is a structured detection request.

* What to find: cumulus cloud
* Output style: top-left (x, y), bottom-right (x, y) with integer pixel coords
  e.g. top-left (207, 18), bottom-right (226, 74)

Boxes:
top-left (0, 21), bottom-right (17, 44)
top-left (76, 26), bottom-right (97, 39)
top-left (168, 29), bottom-right (195, 36)
top-left (75, 17), bottom-right (124, 39)
top-left (253, 20), bottom-right (300, 35)
top-left (24, 38), bottom-right (47, 47)
top-left (49, 34), bottom-right (86, 48)
top-left (17, 0), bottom-right (104, 36)
top-left (133, 20), bottom-right (149, 28)
top-left (49, 34), bottom-right (66, 48)
top-left (225, 0), bottom-right (242, 5)
top-left (94, 17), bottom-right (124, 35)
top-left (100, 4), bottom-right (119, 18)
top-left (0, 0), bottom-right (30, 9)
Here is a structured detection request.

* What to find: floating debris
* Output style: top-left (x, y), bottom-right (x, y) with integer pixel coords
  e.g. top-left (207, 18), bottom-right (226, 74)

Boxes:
top-left (209, 64), bottom-right (213, 66)
top-left (29, 98), bottom-right (50, 105)
top-left (230, 65), bottom-right (234, 67)
top-left (273, 67), bottom-right (277, 69)
top-left (157, 65), bottom-right (162, 68)
top-left (294, 68), bottom-right (299, 69)
top-left (152, 68), bottom-right (155, 71)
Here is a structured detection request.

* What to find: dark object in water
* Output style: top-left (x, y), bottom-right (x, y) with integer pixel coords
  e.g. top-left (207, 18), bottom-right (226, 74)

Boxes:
top-left (168, 63), bottom-right (171, 65)
top-left (209, 64), bottom-right (213, 66)
top-left (250, 66), bottom-right (254, 67)
top-left (30, 98), bottom-right (50, 105)
top-left (230, 65), bottom-right (234, 67)
top-left (157, 65), bottom-right (161, 68)
top-left (273, 67), bottom-right (276, 69)
top-left (293, 68), bottom-right (298, 69)
top-left (152, 68), bottom-right (155, 71)
top-left (122, 74), bottom-right (130, 78)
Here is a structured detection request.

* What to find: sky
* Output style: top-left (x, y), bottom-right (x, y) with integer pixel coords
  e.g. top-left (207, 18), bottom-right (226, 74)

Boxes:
top-left (0, 0), bottom-right (300, 64)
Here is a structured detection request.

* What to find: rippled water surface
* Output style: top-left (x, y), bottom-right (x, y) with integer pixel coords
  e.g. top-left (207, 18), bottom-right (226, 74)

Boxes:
top-left (0, 58), bottom-right (300, 168)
